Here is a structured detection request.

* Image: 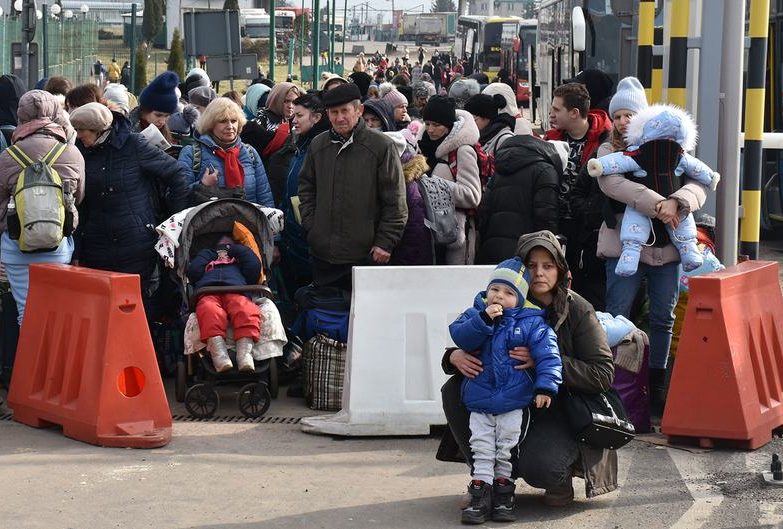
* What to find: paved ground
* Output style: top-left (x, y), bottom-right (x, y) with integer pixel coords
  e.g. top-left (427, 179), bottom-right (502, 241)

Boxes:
top-left (2, 375), bottom-right (783, 529)
top-left (2, 238), bottom-right (783, 529)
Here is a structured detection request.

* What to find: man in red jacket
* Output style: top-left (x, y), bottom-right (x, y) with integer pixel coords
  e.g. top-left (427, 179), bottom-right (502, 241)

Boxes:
top-left (544, 82), bottom-right (612, 310)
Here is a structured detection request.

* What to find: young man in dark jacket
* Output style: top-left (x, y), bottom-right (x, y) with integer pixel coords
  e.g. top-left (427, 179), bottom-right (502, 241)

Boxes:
top-left (298, 83), bottom-right (407, 290)
top-left (544, 83), bottom-right (612, 310)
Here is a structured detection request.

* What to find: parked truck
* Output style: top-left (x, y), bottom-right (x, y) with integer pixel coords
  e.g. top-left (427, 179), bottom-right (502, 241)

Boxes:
top-left (400, 12), bottom-right (456, 45)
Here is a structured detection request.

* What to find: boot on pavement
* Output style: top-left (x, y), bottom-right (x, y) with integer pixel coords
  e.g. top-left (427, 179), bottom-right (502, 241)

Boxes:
top-left (461, 480), bottom-right (492, 524)
top-left (236, 337), bottom-right (256, 373)
top-left (206, 336), bottom-right (233, 373)
top-left (492, 478), bottom-right (516, 522)
top-left (543, 479), bottom-right (574, 507)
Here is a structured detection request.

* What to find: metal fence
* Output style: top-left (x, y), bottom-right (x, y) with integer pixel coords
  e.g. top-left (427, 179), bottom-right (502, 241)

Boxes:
top-left (1, 14), bottom-right (98, 84)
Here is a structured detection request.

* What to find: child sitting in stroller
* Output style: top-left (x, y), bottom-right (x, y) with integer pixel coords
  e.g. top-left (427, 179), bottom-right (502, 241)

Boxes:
top-left (186, 235), bottom-right (262, 373)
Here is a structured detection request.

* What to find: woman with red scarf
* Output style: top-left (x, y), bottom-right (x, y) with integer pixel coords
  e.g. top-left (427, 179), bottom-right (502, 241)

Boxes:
top-left (178, 98), bottom-right (274, 207)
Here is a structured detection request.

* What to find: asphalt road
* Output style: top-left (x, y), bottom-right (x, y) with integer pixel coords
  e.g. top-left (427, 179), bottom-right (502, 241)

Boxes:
top-left (1, 386), bottom-right (782, 529)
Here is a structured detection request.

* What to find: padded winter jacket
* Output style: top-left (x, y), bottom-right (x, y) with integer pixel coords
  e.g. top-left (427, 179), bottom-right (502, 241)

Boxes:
top-left (186, 243), bottom-right (261, 289)
top-left (298, 119), bottom-right (408, 264)
top-left (390, 154), bottom-right (433, 265)
top-left (449, 292), bottom-right (562, 415)
top-left (476, 135), bottom-right (561, 264)
top-left (0, 91), bottom-right (85, 234)
top-left (177, 134), bottom-right (273, 207)
top-left (596, 144), bottom-right (708, 266)
top-left (415, 109), bottom-right (481, 264)
top-left (76, 113), bottom-right (188, 277)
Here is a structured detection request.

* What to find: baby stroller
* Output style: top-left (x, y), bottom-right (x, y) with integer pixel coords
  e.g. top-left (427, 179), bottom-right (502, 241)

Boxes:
top-left (160, 198), bottom-right (286, 419)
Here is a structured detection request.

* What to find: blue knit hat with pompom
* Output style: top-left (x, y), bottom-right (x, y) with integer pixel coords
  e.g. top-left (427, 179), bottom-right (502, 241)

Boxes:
top-left (139, 71), bottom-right (180, 114)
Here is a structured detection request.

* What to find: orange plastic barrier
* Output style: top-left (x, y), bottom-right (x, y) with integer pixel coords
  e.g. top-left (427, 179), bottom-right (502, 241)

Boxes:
top-left (7, 264), bottom-right (171, 448)
top-left (662, 260), bottom-right (783, 449)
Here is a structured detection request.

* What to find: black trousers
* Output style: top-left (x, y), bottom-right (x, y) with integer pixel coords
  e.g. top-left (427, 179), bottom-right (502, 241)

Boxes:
top-left (440, 375), bottom-right (579, 489)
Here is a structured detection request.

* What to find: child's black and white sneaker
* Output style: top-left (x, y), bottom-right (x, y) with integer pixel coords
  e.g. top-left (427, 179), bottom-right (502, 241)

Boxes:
top-left (492, 478), bottom-right (516, 522)
top-left (461, 480), bottom-right (492, 525)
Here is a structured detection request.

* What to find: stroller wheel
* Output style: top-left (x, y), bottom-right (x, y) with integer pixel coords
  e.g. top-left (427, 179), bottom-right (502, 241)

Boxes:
top-left (238, 382), bottom-right (271, 418)
top-left (185, 384), bottom-right (220, 418)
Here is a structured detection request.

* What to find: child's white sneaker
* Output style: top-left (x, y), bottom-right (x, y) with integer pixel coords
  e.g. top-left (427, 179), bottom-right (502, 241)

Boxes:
top-left (206, 336), bottom-right (233, 373)
top-left (236, 337), bottom-right (255, 373)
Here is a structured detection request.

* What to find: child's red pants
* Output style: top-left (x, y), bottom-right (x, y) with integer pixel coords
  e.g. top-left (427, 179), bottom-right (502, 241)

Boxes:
top-left (196, 293), bottom-right (260, 342)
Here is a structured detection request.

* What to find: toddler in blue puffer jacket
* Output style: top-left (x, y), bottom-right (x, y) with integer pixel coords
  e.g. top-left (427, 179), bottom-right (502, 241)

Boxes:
top-left (449, 257), bottom-right (562, 524)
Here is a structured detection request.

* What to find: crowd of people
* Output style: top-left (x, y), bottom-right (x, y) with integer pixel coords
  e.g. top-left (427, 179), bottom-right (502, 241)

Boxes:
top-left (0, 48), bottom-right (714, 521)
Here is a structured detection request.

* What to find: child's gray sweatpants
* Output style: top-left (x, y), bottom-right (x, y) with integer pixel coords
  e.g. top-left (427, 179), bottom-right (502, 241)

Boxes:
top-left (469, 408), bottom-right (525, 483)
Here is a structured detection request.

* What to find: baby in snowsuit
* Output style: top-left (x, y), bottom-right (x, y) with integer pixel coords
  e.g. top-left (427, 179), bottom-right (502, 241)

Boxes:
top-left (587, 104), bottom-right (720, 277)
top-left (449, 257), bottom-right (562, 524)
top-left (186, 236), bottom-right (262, 373)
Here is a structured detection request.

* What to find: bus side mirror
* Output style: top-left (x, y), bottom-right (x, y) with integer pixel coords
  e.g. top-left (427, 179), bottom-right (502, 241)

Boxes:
top-left (572, 7), bottom-right (586, 52)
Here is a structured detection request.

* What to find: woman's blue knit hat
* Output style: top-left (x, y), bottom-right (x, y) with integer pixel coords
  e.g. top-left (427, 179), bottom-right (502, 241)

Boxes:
top-left (139, 71), bottom-right (180, 114)
top-left (488, 257), bottom-right (530, 307)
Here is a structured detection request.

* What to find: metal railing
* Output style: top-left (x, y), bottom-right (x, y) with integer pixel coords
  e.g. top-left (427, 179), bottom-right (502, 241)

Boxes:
top-left (1, 14), bottom-right (98, 84)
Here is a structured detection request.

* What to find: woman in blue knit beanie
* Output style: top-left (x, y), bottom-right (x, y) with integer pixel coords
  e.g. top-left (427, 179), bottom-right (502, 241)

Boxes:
top-left (129, 71), bottom-right (180, 145)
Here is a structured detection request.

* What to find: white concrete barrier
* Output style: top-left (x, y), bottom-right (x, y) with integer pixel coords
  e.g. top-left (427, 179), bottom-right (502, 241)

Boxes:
top-left (300, 265), bottom-right (493, 436)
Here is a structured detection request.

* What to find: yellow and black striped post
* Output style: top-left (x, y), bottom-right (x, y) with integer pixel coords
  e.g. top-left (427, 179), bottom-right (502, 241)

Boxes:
top-left (667, 0), bottom-right (689, 107)
top-left (740, 0), bottom-right (771, 259)
top-left (651, 26), bottom-right (664, 104)
top-left (637, 0), bottom-right (655, 102)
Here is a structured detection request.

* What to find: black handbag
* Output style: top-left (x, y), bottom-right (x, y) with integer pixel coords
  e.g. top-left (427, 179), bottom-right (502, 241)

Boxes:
top-left (188, 183), bottom-right (246, 206)
top-left (562, 387), bottom-right (635, 450)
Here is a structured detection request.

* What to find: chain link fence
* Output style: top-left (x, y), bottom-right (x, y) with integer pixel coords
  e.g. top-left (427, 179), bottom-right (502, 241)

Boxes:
top-left (1, 14), bottom-right (98, 84)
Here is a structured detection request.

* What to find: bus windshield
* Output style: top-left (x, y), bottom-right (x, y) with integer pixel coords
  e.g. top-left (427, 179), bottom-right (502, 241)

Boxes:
top-left (483, 22), bottom-right (519, 67)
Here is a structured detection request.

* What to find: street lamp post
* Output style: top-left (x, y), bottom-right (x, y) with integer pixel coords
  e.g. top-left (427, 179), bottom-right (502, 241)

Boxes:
top-left (80, 4), bottom-right (89, 82)
top-left (42, 3), bottom-right (48, 76)
top-left (50, 2), bottom-right (61, 75)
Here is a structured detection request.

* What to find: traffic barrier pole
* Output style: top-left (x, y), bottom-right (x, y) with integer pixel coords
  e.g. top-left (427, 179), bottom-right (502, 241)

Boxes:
top-left (740, 0), bottom-right (770, 259)
top-left (637, 0), bottom-right (655, 102)
top-left (652, 26), bottom-right (664, 103)
top-left (667, 0), bottom-right (689, 107)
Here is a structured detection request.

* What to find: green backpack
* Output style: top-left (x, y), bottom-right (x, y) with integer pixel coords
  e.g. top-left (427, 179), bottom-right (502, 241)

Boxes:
top-left (5, 142), bottom-right (74, 252)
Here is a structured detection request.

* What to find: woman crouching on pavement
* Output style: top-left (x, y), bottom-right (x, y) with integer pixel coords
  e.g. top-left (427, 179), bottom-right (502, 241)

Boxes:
top-left (438, 230), bottom-right (617, 511)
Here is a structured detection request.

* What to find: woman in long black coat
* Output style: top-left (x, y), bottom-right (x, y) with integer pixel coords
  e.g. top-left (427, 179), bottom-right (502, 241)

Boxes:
top-left (475, 135), bottom-right (565, 264)
top-left (70, 102), bottom-right (188, 317)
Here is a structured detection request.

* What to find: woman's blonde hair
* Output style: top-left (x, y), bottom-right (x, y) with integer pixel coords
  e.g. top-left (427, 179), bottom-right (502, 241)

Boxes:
top-left (610, 127), bottom-right (627, 152)
top-left (197, 97), bottom-right (247, 135)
